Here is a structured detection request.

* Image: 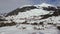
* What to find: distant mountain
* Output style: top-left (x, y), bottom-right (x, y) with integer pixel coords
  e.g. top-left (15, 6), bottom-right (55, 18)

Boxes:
top-left (4, 3), bottom-right (60, 24)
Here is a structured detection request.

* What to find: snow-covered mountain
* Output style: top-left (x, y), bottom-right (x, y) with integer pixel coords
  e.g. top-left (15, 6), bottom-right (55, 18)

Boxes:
top-left (4, 3), bottom-right (60, 24)
top-left (0, 3), bottom-right (60, 34)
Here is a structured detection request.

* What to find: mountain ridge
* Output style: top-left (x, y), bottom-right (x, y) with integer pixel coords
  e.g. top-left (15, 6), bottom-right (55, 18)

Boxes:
top-left (1, 3), bottom-right (60, 24)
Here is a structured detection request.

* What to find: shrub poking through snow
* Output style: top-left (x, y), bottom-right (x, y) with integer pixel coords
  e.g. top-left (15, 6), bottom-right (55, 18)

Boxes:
top-left (0, 21), bottom-right (16, 27)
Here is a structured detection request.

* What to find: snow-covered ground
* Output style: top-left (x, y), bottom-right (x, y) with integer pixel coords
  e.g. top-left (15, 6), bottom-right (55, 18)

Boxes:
top-left (0, 25), bottom-right (60, 34)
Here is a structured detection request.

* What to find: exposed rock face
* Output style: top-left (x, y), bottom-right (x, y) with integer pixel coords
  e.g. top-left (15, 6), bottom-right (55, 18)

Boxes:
top-left (43, 6), bottom-right (57, 11)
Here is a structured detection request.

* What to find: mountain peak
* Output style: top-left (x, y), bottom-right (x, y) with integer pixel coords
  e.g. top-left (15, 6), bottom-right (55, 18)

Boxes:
top-left (39, 3), bottom-right (54, 7)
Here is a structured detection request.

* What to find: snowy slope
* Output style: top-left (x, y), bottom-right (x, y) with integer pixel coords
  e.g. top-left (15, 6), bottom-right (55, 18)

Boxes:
top-left (5, 3), bottom-right (58, 23)
top-left (0, 25), bottom-right (59, 34)
top-left (2, 3), bottom-right (59, 26)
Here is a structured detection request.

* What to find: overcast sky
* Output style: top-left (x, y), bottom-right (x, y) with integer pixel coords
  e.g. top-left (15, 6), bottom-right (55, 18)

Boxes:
top-left (0, 0), bottom-right (60, 14)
